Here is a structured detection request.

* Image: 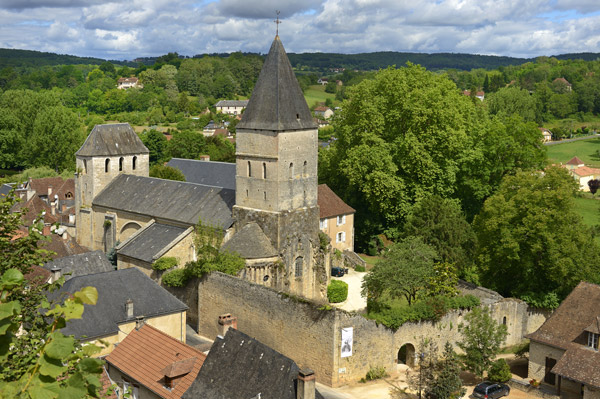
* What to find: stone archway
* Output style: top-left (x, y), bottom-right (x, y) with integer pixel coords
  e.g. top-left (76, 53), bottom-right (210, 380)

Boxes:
top-left (398, 343), bottom-right (416, 368)
top-left (119, 222), bottom-right (142, 242)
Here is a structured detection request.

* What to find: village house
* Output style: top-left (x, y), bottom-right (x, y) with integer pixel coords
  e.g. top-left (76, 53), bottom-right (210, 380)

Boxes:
top-left (318, 184), bottom-right (355, 252)
top-left (527, 282), bottom-right (600, 399)
top-left (462, 90), bottom-right (485, 100)
top-left (317, 78), bottom-right (328, 85)
top-left (117, 77), bottom-right (141, 90)
top-left (215, 99), bottom-right (249, 115)
top-left (553, 77), bottom-right (572, 92)
top-left (105, 324), bottom-right (205, 399)
top-left (314, 105), bottom-right (334, 119)
top-left (53, 268), bottom-right (187, 356)
top-left (561, 157), bottom-right (600, 191)
top-left (539, 127), bottom-right (553, 142)
top-left (43, 250), bottom-right (113, 282)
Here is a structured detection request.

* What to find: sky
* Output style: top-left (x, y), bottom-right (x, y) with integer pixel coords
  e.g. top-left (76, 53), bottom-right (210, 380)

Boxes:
top-left (0, 0), bottom-right (599, 60)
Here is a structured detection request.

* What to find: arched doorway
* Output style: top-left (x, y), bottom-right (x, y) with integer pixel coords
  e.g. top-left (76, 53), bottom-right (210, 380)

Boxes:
top-left (398, 343), bottom-right (416, 367)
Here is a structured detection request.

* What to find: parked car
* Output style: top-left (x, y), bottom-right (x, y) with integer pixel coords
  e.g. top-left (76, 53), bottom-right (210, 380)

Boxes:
top-left (331, 267), bottom-right (345, 277)
top-left (473, 382), bottom-right (510, 399)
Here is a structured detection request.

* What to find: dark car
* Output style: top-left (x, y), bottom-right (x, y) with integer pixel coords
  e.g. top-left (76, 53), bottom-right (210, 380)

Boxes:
top-left (473, 382), bottom-right (510, 399)
top-left (331, 267), bottom-right (345, 277)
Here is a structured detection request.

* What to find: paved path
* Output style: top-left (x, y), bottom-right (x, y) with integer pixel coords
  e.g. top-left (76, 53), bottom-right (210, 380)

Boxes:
top-left (331, 268), bottom-right (367, 312)
top-left (544, 134), bottom-right (600, 145)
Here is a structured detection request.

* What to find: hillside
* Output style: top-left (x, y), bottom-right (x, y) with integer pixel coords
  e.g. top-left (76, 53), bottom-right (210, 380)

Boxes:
top-left (0, 48), bottom-right (132, 69)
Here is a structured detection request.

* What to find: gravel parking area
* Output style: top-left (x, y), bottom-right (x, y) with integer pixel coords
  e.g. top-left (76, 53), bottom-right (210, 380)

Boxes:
top-left (331, 268), bottom-right (367, 312)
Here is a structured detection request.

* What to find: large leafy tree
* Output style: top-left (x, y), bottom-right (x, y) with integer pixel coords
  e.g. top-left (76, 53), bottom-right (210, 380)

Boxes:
top-left (473, 167), bottom-right (600, 306)
top-left (362, 236), bottom-right (437, 305)
top-left (486, 86), bottom-right (541, 123)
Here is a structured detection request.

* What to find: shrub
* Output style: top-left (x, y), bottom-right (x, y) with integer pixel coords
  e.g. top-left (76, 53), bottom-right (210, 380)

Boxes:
top-left (488, 358), bottom-right (512, 383)
top-left (355, 265), bottom-right (366, 272)
top-left (361, 366), bottom-right (388, 382)
top-left (161, 268), bottom-right (188, 287)
top-left (327, 280), bottom-right (348, 303)
top-left (318, 231), bottom-right (330, 251)
top-left (152, 257), bottom-right (178, 271)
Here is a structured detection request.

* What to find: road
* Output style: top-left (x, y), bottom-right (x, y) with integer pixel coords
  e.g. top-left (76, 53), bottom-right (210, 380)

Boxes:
top-left (544, 134), bottom-right (600, 145)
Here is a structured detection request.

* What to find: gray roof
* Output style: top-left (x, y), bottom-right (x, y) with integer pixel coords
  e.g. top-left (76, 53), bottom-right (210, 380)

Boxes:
top-left (182, 329), bottom-right (323, 399)
top-left (118, 223), bottom-right (190, 263)
top-left (237, 36), bottom-right (317, 132)
top-left (0, 183), bottom-right (14, 199)
top-left (76, 123), bottom-right (149, 157)
top-left (55, 268), bottom-right (187, 339)
top-left (43, 250), bottom-right (113, 280)
top-left (215, 100), bottom-right (249, 108)
top-left (166, 159), bottom-right (236, 190)
top-left (222, 223), bottom-right (277, 259)
top-left (93, 174), bottom-right (235, 229)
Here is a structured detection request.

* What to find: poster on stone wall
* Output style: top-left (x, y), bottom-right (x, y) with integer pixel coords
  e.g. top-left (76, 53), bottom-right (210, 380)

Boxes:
top-left (341, 327), bottom-right (353, 358)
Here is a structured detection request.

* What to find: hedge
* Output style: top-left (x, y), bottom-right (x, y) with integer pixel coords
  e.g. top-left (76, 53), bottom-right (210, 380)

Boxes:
top-left (152, 257), bottom-right (178, 271)
top-left (327, 280), bottom-right (348, 303)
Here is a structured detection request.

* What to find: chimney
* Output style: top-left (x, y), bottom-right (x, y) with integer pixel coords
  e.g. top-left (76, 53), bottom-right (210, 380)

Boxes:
top-left (48, 185), bottom-right (52, 196)
top-left (126, 299), bottom-right (134, 319)
top-left (297, 369), bottom-right (316, 399)
top-left (42, 225), bottom-right (51, 236)
top-left (218, 313), bottom-right (237, 336)
top-left (50, 267), bottom-right (61, 282)
top-left (135, 316), bottom-right (145, 330)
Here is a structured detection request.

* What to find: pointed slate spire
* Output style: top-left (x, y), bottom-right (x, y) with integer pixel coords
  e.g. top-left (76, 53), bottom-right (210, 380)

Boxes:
top-left (237, 36), bottom-right (317, 131)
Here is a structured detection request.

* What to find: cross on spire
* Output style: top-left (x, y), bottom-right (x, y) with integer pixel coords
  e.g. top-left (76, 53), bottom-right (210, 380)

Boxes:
top-left (274, 10), bottom-right (281, 36)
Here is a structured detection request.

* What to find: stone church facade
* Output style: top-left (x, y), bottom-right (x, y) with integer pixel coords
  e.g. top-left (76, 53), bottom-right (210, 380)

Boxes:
top-left (74, 36), bottom-right (328, 301)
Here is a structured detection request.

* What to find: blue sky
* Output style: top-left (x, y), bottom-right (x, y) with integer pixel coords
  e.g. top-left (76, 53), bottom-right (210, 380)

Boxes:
top-left (0, 0), bottom-right (599, 60)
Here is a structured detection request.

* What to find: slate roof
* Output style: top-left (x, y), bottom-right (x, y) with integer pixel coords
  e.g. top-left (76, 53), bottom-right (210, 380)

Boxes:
top-left (237, 36), bottom-right (317, 132)
top-left (93, 174), bottom-right (235, 229)
top-left (43, 250), bottom-right (113, 280)
top-left (222, 222), bottom-right (278, 259)
top-left (166, 159), bottom-right (236, 190)
top-left (182, 329), bottom-right (323, 399)
top-left (0, 183), bottom-right (14, 199)
top-left (215, 100), bottom-right (249, 108)
top-left (318, 184), bottom-right (355, 219)
top-left (55, 268), bottom-right (187, 339)
top-left (106, 324), bottom-right (205, 399)
top-left (118, 223), bottom-right (191, 263)
top-left (76, 123), bottom-right (149, 157)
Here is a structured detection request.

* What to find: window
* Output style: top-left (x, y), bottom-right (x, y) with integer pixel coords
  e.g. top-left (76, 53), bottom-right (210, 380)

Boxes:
top-left (65, 192), bottom-right (73, 199)
top-left (247, 161), bottom-right (252, 177)
top-left (502, 316), bottom-right (507, 325)
top-left (337, 215), bottom-right (346, 226)
top-left (295, 257), bottom-right (303, 277)
top-left (83, 159), bottom-right (87, 174)
top-left (320, 218), bottom-right (328, 229)
top-left (132, 156), bottom-right (137, 170)
top-left (263, 162), bottom-right (267, 179)
top-left (337, 231), bottom-right (346, 243)
top-left (303, 160), bottom-right (307, 177)
top-left (263, 191), bottom-right (267, 201)
top-left (119, 157), bottom-right (124, 171)
top-left (105, 158), bottom-right (110, 173)
top-left (289, 163), bottom-right (294, 179)
top-left (589, 332), bottom-right (599, 350)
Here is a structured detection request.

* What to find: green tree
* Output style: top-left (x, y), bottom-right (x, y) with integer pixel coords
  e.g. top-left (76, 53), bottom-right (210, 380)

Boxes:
top-left (149, 164), bottom-right (186, 181)
top-left (457, 307), bottom-right (507, 380)
top-left (486, 86), bottom-right (540, 123)
top-left (487, 359), bottom-right (512, 383)
top-left (427, 342), bottom-right (466, 399)
top-left (166, 130), bottom-right (206, 160)
top-left (473, 167), bottom-right (600, 305)
top-left (140, 129), bottom-right (168, 165)
top-left (362, 236), bottom-right (437, 305)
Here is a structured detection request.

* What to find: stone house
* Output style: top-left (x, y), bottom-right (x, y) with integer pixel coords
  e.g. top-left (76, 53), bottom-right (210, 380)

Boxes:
top-left (117, 77), bottom-right (140, 90)
top-left (43, 250), bottom-right (113, 282)
top-left (539, 127), bottom-right (552, 142)
top-left (527, 282), bottom-right (600, 399)
top-left (571, 166), bottom-right (600, 191)
top-left (318, 184), bottom-right (355, 252)
top-left (314, 106), bottom-right (334, 119)
top-left (565, 156), bottom-right (585, 170)
top-left (215, 99), bottom-right (249, 115)
top-left (53, 268), bottom-right (188, 357)
top-left (105, 323), bottom-right (205, 399)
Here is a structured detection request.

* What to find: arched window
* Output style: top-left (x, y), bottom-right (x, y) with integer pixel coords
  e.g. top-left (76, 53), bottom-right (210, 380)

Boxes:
top-left (289, 163), bottom-right (294, 179)
top-left (132, 156), bottom-right (137, 170)
top-left (503, 316), bottom-right (507, 325)
top-left (303, 160), bottom-right (307, 177)
top-left (248, 161), bottom-right (252, 177)
top-left (65, 192), bottom-right (73, 199)
top-left (105, 158), bottom-right (110, 173)
top-left (119, 157), bottom-right (124, 172)
top-left (263, 162), bottom-right (267, 179)
top-left (295, 257), bottom-right (303, 277)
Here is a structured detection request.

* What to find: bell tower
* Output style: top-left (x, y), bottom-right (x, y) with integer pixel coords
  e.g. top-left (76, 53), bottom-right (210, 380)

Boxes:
top-left (232, 35), bottom-right (323, 299)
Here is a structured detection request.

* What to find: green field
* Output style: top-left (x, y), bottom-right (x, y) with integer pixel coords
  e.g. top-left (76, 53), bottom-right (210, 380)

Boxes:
top-left (303, 85), bottom-right (335, 108)
top-left (546, 137), bottom-right (600, 167)
top-left (574, 196), bottom-right (600, 227)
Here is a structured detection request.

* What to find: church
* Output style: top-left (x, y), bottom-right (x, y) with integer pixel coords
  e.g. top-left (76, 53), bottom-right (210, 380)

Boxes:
top-left (74, 35), bottom-right (329, 300)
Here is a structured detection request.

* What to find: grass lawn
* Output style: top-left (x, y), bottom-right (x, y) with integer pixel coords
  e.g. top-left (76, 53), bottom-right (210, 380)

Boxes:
top-left (304, 85), bottom-right (335, 108)
top-left (574, 196), bottom-right (600, 227)
top-left (358, 254), bottom-right (382, 270)
top-left (546, 137), bottom-right (600, 167)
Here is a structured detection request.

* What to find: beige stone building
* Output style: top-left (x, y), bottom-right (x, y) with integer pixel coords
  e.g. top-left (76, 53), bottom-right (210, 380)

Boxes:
top-left (527, 282), bottom-right (600, 399)
top-left (317, 184), bottom-right (355, 252)
top-left (215, 99), bottom-right (249, 115)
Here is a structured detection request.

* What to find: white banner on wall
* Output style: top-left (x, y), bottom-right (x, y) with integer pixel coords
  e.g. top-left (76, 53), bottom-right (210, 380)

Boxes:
top-left (341, 327), bottom-right (353, 358)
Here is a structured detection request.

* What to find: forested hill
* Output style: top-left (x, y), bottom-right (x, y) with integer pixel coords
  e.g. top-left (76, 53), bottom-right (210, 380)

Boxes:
top-left (0, 48), bottom-right (131, 69)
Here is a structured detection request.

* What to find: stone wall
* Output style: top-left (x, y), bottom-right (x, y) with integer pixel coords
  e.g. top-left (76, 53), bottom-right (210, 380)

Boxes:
top-left (528, 341), bottom-right (565, 387)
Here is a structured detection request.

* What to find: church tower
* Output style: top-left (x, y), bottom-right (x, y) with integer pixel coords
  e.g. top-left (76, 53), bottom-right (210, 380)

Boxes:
top-left (232, 35), bottom-right (324, 299)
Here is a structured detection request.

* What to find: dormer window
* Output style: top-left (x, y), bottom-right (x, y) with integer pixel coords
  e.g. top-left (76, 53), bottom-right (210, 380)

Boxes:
top-left (588, 332), bottom-right (598, 350)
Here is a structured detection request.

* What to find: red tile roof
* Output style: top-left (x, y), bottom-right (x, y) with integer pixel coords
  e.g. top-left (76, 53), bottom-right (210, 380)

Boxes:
top-left (105, 324), bottom-right (205, 399)
top-left (29, 177), bottom-right (74, 200)
top-left (572, 166), bottom-right (600, 177)
top-left (318, 184), bottom-right (355, 219)
top-left (13, 195), bottom-right (56, 226)
top-left (567, 156), bottom-right (584, 165)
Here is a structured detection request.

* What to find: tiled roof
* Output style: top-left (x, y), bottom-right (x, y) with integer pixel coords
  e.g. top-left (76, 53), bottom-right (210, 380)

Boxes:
top-left (552, 346), bottom-right (600, 388)
top-left (106, 324), bottom-right (205, 399)
top-left (572, 166), bottom-right (600, 177)
top-left (567, 156), bottom-right (585, 165)
top-left (118, 223), bottom-right (191, 263)
top-left (318, 184), bottom-right (355, 219)
top-left (314, 106), bottom-right (331, 112)
top-left (42, 234), bottom-right (88, 261)
top-left (24, 265), bottom-right (51, 286)
top-left (215, 100), bottom-right (249, 108)
top-left (76, 123), bottom-right (149, 157)
top-left (182, 329), bottom-right (323, 399)
top-left (43, 250), bottom-right (113, 280)
top-left (237, 36), bottom-right (317, 131)
top-left (29, 177), bottom-right (74, 200)
top-left (527, 282), bottom-right (600, 350)
top-left (12, 195), bottom-right (56, 226)
top-left (166, 159), bottom-right (236, 190)
top-left (222, 222), bottom-right (278, 259)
